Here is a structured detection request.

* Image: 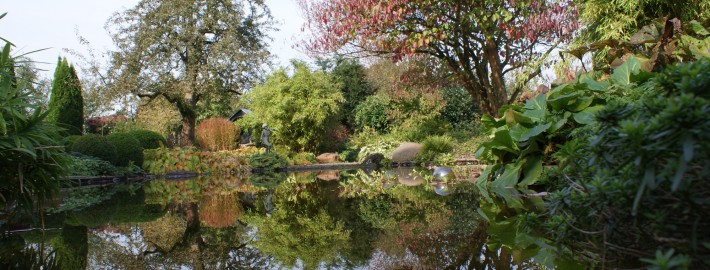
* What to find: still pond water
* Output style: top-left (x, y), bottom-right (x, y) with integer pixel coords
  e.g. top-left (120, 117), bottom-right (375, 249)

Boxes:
top-left (3, 167), bottom-right (579, 269)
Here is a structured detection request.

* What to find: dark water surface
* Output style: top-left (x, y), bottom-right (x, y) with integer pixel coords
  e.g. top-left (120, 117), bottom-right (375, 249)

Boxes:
top-left (2, 167), bottom-right (574, 269)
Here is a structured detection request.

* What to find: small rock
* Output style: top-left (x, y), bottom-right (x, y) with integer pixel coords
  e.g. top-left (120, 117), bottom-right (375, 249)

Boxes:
top-left (316, 153), bottom-right (340, 163)
top-left (390, 142), bottom-right (422, 163)
top-left (316, 171), bottom-right (339, 181)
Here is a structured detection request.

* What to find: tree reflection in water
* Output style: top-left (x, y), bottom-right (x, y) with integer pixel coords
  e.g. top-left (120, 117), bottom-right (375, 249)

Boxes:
top-left (2, 167), bottom-right (567, 269)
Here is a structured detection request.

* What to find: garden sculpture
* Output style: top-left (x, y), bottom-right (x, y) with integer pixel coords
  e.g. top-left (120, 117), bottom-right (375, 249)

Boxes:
top-left (261, 123), bottom-right (272, 153)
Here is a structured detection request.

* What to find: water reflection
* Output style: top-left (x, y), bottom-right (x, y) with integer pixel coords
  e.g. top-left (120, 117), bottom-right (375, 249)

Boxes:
top-left (1, 166), bottom-right (569, 269)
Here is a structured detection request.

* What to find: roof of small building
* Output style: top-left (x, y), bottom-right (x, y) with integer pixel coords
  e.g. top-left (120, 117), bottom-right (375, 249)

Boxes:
top-left (229, 108), bottom-right (252, 122)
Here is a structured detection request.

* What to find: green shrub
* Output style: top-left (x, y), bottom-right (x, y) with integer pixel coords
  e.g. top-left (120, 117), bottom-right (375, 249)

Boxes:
top-left (354, 95), bottom-right (390, 133)
top-left (416, 135), bottom-right (454, 163)
top-left (71, 134), bottom-right (117, 164)
top-left (241, 61), bottom-right (344, 152)
top-left (339, 149), bottom-right (359, 162)
top-left (290, 152), bottom-right (316, 165)
top-left (399, 117), bottom-right (450, 142)
top-left (106, 132), bottom-right (144, 167)
top-left (64, 135), bottom-right (82, 150)
top-left (440, 86), bottom-right (479, 128)
top-left (66, 154), bottom-right (117, 176)
top-left (128, 129), bottom-right (166, 149)
top-left (248, 152), bottom-right (288, 171)
top-left (542, 58), bottom-right (710, 268)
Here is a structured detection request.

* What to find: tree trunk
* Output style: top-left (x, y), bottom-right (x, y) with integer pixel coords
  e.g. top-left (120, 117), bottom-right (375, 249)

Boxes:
top-left (181, 113), bottom-right (196, 147)
top-left (484, 37), bottom-right (508, 116)
top-left (174, 95), bottom-right (198, 147)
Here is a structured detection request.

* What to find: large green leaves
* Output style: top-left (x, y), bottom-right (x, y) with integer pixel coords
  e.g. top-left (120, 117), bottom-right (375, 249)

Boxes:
top-left (611, 56), bottom-right (653, 87)
top-left (477, 56), bottom-right (654, 189)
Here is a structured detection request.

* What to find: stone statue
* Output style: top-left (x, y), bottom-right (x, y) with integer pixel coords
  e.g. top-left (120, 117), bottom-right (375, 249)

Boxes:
top-left (260, 123), bottom-right (272, 153)
top-left (240, 128), bottom-right (252, 145)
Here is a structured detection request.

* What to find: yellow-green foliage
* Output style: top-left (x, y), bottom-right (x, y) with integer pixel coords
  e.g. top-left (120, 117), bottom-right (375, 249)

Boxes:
top-left (142, 146), bottom-right (259, 175)
top-left (241, 61), bottom-right (344, 152)
top-left (290, 152), bottom-right (316, 165)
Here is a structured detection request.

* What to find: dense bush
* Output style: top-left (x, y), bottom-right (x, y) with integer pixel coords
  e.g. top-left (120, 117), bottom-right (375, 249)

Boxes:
top-left (241, 61), bottom-right (344, 152)
top-left (399, 117), bottom-right (449, 142)
top-left (248, 152), bottom-right (289, 171)
top-left (66, 154), bottom-right (117, 176)
top-left (196, 118), bottom-right (238, 151)
top-left (128, 129), bottom-right (166, 149)
top-left (440, 87), bottom-right (479, 128)
top-left (290, 152), bottom-right (316, 165)
top-left (331, 58), bottom-right (376, 130)
top-left (142, 147), bottom-right (252, 175)
top-left (415, 135), bottom-right (454, 163)
top-left (354, 95), bottom-right (390, 133)
top-left (107, 132), bottom-right (144, 167)
top-left (0, 43), bottom-right (69, 214)
top-left (543, 59), bottom-right (710, 268)
top-left (63, 135), bottom-right (82, 150)
top-left (71, 134), bottom-right (118, 165)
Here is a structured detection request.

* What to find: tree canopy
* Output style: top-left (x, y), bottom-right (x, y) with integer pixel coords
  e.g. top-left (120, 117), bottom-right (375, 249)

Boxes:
top-left (107, 0), bottom-right (274, 145)
top-left (300, 0), bottom-right (578, 116)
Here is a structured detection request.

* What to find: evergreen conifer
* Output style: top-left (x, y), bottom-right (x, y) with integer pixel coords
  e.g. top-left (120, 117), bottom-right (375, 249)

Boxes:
top-left (47, 57), bottom-right (83, 135)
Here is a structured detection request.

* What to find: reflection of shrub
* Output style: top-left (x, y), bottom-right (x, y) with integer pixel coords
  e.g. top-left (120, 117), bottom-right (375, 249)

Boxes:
top-left (141, 212), bottom-right (186, 251)
top-left (128, 129), bottom-right (166, 149)
top-left (107, 132), bottom-right (144, 167)
top-left (200, 193), bottom-right (242, 228)
top-left (196, 118), bottom-right (238, 151)
top-left (249, 172), bottom-right (287, 189)
top-left (71, 134), bottom-right (117, 164)
top-left (416, 135), bottom-right (454, 163)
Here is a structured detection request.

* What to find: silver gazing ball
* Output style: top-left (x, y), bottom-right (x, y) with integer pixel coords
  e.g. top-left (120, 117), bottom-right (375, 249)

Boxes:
top-left (433, 183), bottom-right (451, 196)
top-left (432, 166), bottom-right (453, 181)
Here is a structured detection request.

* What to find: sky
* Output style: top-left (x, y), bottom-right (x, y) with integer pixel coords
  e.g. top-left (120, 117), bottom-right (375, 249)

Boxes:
top-left (1, 0), bottom-right (309, 78)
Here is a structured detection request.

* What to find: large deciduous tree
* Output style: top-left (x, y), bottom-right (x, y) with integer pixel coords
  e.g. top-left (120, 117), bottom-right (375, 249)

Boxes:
top-left (107, 0), bottom-right (274, 145)
top-left (48, 57), bottom-right (84, 135)
top-left (300, 0), bottom-right (578, 116)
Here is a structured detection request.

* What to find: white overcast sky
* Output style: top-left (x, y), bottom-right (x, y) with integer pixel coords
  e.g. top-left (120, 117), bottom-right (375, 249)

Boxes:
top-left (1, 0), bottom-right (308, 78)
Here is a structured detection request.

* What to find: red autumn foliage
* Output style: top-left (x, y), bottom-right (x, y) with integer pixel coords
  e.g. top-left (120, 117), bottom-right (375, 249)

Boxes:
top-left (299, 0), bottom-right (579, 116)
top-left (85, 114), bottom-right (128, 134)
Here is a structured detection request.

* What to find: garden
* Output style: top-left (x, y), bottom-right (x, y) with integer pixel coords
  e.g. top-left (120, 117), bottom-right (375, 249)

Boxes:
top-left (1, 0), bottom-right (710, 269)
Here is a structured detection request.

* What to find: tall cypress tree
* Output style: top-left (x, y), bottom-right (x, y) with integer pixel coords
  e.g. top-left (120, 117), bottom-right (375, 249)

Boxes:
top-left (47, 57), bottom-right (84, 135)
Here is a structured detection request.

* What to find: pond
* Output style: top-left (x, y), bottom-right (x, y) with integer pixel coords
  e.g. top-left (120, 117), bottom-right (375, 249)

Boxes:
top-left (0, 167), bottom-right (580, 269)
